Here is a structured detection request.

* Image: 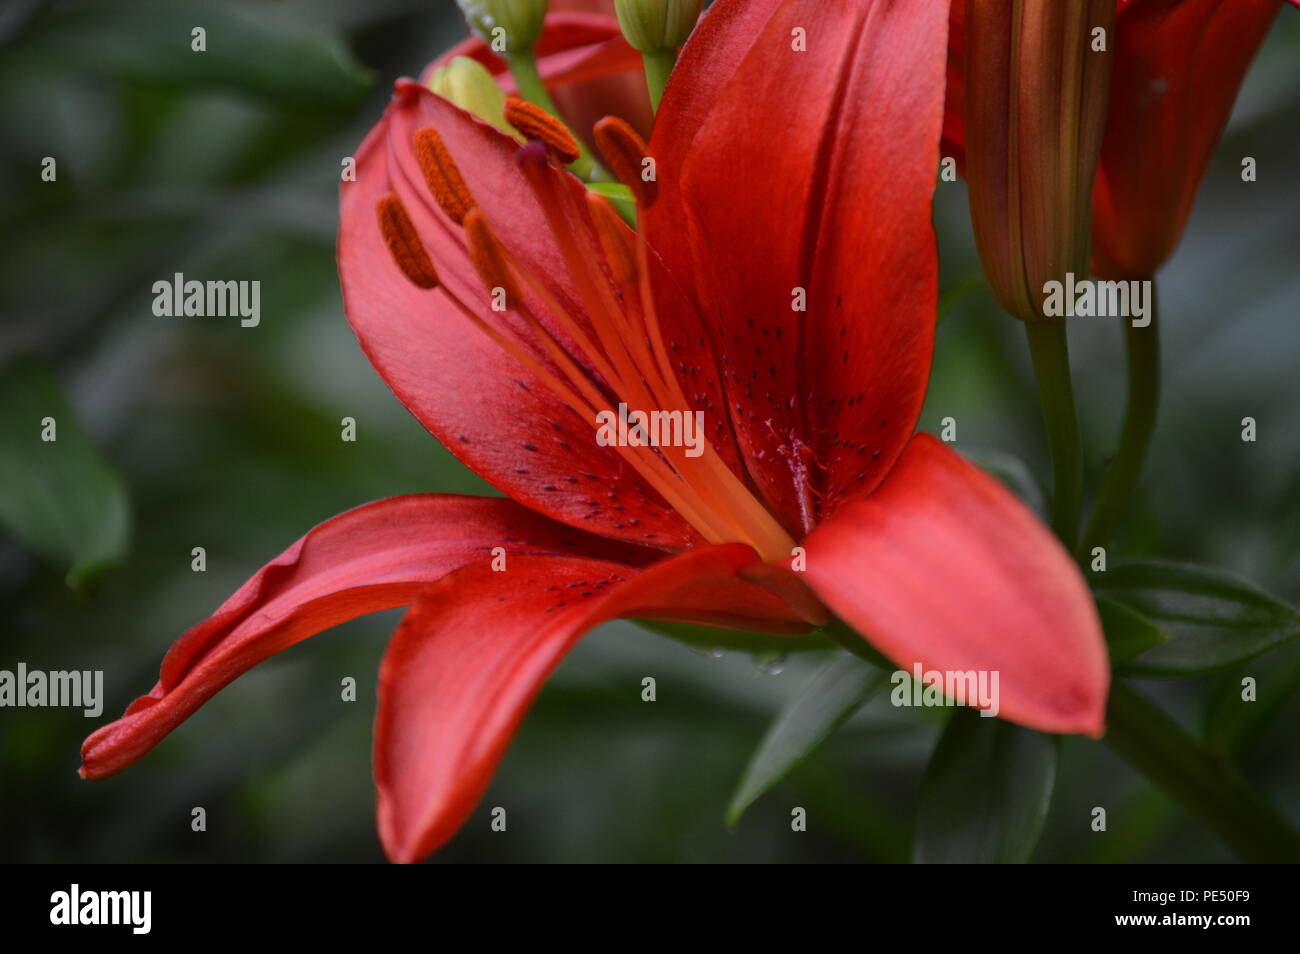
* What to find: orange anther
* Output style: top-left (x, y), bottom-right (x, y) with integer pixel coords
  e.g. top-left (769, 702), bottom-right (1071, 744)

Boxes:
top-left (463, 208), bottom-right (522, 306)
top-left (503, 97), bottom-right (581, 165)
top-left (376, 193), bottom-right (438, 289)
top-left (593, 116), bottom-right (657, 207)
top-left (413, 127), bottom-right (475, 225)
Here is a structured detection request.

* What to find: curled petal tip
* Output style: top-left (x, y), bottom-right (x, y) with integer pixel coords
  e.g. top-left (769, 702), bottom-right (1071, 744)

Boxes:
top-left (1036, 682), bottom-right (1109, 738)
top-left (392, 77), bottom-right (421, 103)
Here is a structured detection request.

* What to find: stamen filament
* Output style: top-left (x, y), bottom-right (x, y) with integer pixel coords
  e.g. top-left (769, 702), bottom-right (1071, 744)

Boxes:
top-left (517, 144), bottom-right (797, 558)
top-left (487, 243), bottom-right (762, 548)
top-left (435, 278), bottom-right (738, 542)
top-left (631, 216), bottom-right (798, 559)
top-left (396, 126), bottom-right (800, 560)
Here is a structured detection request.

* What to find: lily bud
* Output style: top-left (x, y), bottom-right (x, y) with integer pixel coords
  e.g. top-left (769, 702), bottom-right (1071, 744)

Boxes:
top-left (963, 0), bottom-right (1115, 321)
top-left (613, 0), bottom-right (703, 53)
top-left (456, 0), bottom-right (550, 57)
top-left (428, 56), bottom-right (513, 135)
top-left (1092, 0), bottom-right (1283, 279)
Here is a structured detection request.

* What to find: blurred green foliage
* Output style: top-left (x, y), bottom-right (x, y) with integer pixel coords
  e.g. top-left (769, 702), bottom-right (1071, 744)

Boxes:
top-left (1, 0), bottom-right (1298, 863)
top-left (0, 359), bottom-right (130, 589)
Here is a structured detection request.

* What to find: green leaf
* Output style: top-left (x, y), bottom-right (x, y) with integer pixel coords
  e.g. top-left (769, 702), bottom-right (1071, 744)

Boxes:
top-left (913, 709), bottom-right (1057, 863)
top-left (0, 360), bottom-right (130, 589)
top-left (1097, 597), bottom-right (1169, 665)
top-left (1092, 561), bottom-right (1300, 676)
top-left (726, 653), bottom-right (888, 826)
top-left (633, 618), bottom-right (835, 656)
top-left (1202, 653), bottom-right (1300, 753)
top-left (14, 0), bottom-right (370, 106)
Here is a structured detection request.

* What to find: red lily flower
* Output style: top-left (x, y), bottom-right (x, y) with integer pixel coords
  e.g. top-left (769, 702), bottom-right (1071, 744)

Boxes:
top-left (945, 0), bottom-right (1296, 279)
top-left (81, 0), bottom-right (1107, 864)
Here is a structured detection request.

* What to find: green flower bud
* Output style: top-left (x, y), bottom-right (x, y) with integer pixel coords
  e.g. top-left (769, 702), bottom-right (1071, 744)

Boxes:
top-left (614, 0), bottom-right (703, 53)
top-left (456, 0), bottom-right (550, 57)
top-left (428, 56), bottom-right (513, 135)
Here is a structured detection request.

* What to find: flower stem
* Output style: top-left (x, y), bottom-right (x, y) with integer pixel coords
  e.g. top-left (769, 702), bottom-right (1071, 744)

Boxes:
top-left (641, 48), bottom-right (676, 112)
top-left (1026, 295), bottom-right (1297, 861)
top-left (1079, 283), bottom-right (1160, 559)
top-left (507, 52), bottom-right (599, 181)
top-left (1105, 680), bottom-right (1300, 862)
top-left (1024, 320), bottom-right (1083, 548)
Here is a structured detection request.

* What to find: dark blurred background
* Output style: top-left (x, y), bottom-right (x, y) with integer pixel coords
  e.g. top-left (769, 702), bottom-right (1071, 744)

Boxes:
top-left (1, 0), bottom-right (1297, 863)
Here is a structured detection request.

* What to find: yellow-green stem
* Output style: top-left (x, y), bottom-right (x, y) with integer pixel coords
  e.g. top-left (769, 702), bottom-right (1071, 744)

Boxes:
top-left (507, 52), bottom-right (600, 180)
top-left (1080, 283), bottom-right (1160, 558)
top-left (1024, 320), bottom-right (1083, 548)
top-left (641, 48), bottom-right (676, 112)
top-left (1105, 681), bottom-right (1300, 862)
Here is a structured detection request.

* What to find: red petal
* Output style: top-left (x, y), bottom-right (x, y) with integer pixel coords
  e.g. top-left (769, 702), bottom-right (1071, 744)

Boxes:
top-left (374, 544), bottom-right (807, 863)
top-left (1092, 0), bottom-right (1284, 278)
top-left (339, 82), bottom-right (704, 550)
top-left (801, 435), bottom-right (1109, 736)
top-left (80, 495), bottom-right (655, 780)
top-left (421, 12), bottom-right (652, 143)
top-left (646, 0), bottom-right (948, 534)
top-left (648, 0), bottom-right (785, 202)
